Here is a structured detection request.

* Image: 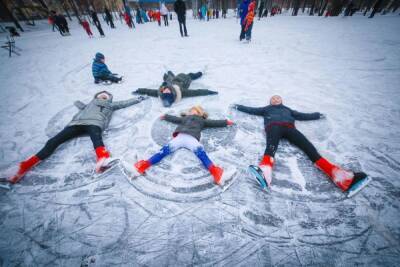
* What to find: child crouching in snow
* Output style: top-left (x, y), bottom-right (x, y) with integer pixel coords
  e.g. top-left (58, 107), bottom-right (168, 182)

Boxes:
top-left (92, 52), bottom-right (122, 84)
top-left (132, 106), bottom-right (234, 185)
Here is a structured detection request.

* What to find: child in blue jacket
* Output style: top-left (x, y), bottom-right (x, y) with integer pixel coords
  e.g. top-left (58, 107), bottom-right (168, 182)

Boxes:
top-left (92, 52), bottom-right (122, 84)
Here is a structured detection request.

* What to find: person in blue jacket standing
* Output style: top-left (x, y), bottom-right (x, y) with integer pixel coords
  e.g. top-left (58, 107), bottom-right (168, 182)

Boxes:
top-left (92, 53), bottom-right (122, 84)
top-left (239, 0), bottom-right (250, 41)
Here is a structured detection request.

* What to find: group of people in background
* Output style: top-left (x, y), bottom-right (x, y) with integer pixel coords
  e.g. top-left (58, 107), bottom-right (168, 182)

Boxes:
top-left (197, 5), bottom-right (228, 20)
top-left (47, 2), bottom-right (172, 38)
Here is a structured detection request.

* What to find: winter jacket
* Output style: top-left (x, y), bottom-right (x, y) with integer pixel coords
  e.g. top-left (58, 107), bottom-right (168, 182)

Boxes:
top-left (92, 59), bottom-right (112, 79)
top-left (161, 4), bottom-right (169, 15)
top-left (164, 114), bottom-right (229, 141)
top-left (68, 93), bottom-right (142, 131)
top-left (235, 104), bottom-right (321, 129)
top-left (239, 0), bottom-right (250, 25)
top-left (133, 71), bottom-right (217, 104)
top-left (245, 2), bottom-right (255, 30)
top-left (174, 0), bottom-right (186, 16)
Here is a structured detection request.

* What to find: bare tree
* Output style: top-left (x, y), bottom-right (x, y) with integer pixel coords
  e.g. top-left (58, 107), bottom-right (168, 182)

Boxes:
top-left (0, 0), bottom-right (24, 31)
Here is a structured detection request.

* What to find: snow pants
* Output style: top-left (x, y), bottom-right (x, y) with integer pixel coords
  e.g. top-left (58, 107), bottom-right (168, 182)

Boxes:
top-left (245, 23), bottom-right (253, 41)
top-left (265, 125), bottom-right (321, 162)
top-left (239, 24), bottom-right (246, 40)
top-left (95, 74), bottom-right (121, 83)
top-left (177, 14), bottom-right (188, 36)
top-left (163, 15), bottom-right (169, 26)
top-left (36, 125), bottom-right (104, 160)
top-left (148, 133), bottom-right (213, 169)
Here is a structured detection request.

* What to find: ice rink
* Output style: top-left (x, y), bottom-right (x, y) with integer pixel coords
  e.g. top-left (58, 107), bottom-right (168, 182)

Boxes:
top-left (0, 13), bottom-right (399, 266)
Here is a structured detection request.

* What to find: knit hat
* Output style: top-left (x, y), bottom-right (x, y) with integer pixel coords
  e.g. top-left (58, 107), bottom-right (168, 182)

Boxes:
top-left (95, 52), bottom-right (105, 60)
top-left (160, 92), bottom-right (175, 107)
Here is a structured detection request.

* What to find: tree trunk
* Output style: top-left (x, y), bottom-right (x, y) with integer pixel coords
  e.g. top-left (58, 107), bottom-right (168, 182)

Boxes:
top-left (36, 0), bottom-right (49, 10)
top-left (62, 1), bottom-right (73, 21)
top-left (369, 0), bottom-right (383, 18)
top-left (69, 0), bottom-right (82, 23)
top-left (318, 0), bottom-right (328, 17)
top-left (0, 0), bottom-right (24, 31)
top-left (330, 0), bottom-right (343, 16)
top-left (293, 0), bottom-right (301, 15)
top-left (310, 0), bottom-right (316, 15)
top-left (302, 0), bottom-right (307, 13)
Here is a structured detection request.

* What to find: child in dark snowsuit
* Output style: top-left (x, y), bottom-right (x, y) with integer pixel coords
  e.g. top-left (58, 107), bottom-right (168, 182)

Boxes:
top-left (92, 53), bottom-right (122, 84)
top-left (133, 106), bottom-right (234, 185)
top-left (133, 71), bottom-right (217, 107)
top-left (233, 95), bottom-right (371, 196)
top-left (7, 91), bottom-right (147, 184)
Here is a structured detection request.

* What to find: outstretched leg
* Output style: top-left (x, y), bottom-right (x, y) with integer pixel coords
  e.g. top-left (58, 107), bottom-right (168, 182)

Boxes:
top-left (284, 128), bottom-right (367, 192)
top-left (9, 126), bottom-right (83, 183)
top-left (258, 125), bottom-right (283, 186)
top-left (188, 72), bottom-right (202, 80)
top-left (134, 134), bottom-right (186, 174)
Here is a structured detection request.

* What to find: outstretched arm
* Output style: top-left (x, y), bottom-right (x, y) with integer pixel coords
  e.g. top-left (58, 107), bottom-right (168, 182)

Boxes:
top-left (182, 89), bottom-right (218, 97)
top-left (163, 114), bottom-right (183, 124)
top-left (111, 96), bottom-right (148, 110)
top-left (291, 110), bottom-right (321, 121)
top-left (74, 101), bottom-right (86, 110)
top-left (234, 104), bottom-right (265, 116)
top-left (204, 119), bottom-right (230, 128)
top-left (132, 88), bottom-right (159, 97)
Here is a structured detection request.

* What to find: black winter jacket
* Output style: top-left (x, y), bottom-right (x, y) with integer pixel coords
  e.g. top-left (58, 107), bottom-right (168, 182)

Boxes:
top-left (133, 72), bottom-right (217, 104)
top-left (174, 0), bottom-right (186, 16)
top-left (236, 104), bottom-right (320, 129)
top-left (164, 114), bottom-right (228, 141)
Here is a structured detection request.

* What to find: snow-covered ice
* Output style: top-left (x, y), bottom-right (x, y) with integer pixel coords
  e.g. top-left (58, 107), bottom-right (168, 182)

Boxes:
top-left (0, 13), bottom-right (400, 266)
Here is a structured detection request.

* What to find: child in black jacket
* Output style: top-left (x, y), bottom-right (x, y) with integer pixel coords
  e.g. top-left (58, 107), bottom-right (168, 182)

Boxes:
top-left (133, 106), bottom-right (233, 185)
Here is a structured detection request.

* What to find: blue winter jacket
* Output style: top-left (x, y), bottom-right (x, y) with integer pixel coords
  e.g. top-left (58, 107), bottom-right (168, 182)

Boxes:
top-left (239, 0), bottom-right (250, 25)
top-left (236, 104), bottom-right (321, 129)
top-left (92, 59), bottom-right (112, 79)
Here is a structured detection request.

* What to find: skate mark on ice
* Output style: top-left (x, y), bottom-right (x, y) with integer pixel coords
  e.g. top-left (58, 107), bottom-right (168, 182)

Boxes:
top-left (123, 150), bottom-right (239, 203)
top-left (297, 226), bottom-right (372, 246)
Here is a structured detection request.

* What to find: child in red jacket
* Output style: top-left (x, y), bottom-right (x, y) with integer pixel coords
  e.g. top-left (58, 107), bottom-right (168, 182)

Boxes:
top-left (81, 19), bottom-right (93, 37)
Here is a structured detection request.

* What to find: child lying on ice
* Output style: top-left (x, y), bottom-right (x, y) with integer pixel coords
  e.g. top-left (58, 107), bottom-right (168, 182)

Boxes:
top-left (92, 52), bottom-right (122, 84)
top-left (233, 95), bottom-right (371, 197)
top-left (132, 106), bottom-right (234, 185)
top-left (8, 91), bottom-right (147, 184)
top-left (132, 71), bottom-right (218, 107)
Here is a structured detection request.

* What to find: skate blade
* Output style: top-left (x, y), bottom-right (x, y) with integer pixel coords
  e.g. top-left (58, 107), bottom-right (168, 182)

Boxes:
top-left (347, 176), bottom-right (372, 198)
top-left (248, 165), bottom-right (267, 189)
top-left (96, 158), bottom-right (120, 174)
top-left (0, 178), bottom-right (11, 190)
top-left (218, 167), bottom-right (237, 191)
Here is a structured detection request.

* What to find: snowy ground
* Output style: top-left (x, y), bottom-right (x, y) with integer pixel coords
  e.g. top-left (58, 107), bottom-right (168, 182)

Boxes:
top-left (0, 14), bottom-right (400, 266)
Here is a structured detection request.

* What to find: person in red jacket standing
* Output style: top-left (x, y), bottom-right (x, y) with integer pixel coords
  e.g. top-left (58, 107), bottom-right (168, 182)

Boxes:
top-left (81, 19), bottom-right (93, 37)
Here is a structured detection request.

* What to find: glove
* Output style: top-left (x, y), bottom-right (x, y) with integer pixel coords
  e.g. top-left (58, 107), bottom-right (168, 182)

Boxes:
top-left (137, 95), bottom-right (148, 101)
top-left (319, 113), bottom-right (326, 119)
top-left (227, 120), bottom-right (234, 126)
top-left (230, 104), bottom-right (239, 110)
